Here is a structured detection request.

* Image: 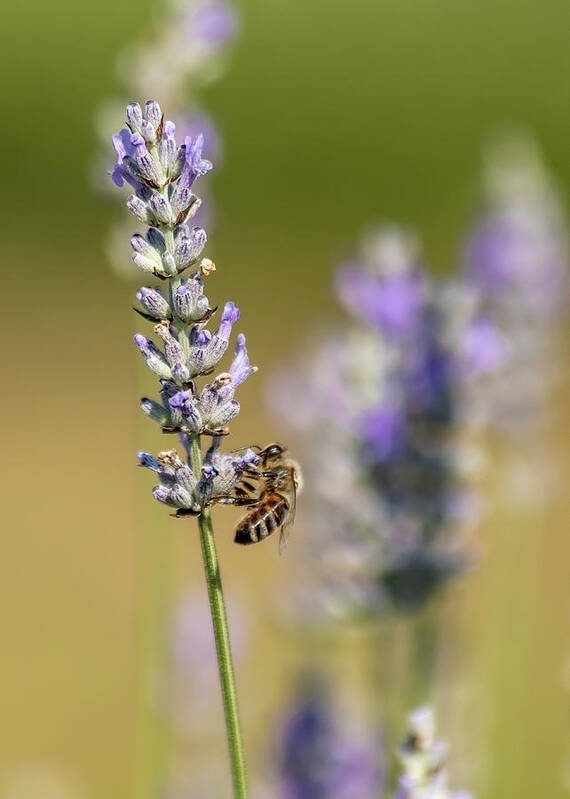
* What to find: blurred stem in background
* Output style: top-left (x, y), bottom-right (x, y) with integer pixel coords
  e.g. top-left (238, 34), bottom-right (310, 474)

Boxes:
top-left (365, 605), bottom-right (441, 790)
top-left (134, 499), bottom-right (172, 799)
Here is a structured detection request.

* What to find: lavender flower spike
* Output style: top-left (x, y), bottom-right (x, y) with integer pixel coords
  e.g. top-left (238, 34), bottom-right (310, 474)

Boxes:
top-left (396, 706), bottom-right (473, 799)
top-left (273, 226), bottom-right (502, 621)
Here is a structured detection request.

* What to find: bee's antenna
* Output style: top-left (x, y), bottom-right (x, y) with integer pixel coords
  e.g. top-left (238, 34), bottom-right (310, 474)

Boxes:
top-left (229, 443), bottom-right (262, 453)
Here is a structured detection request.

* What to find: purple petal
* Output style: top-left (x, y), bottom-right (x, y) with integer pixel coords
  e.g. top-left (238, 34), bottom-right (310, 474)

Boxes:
top-left (229, 333), bottom-right (256, 388)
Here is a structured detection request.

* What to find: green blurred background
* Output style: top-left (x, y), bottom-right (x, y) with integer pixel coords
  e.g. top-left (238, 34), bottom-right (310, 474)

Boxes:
top-left (1, 0), bottom-right (569, 796)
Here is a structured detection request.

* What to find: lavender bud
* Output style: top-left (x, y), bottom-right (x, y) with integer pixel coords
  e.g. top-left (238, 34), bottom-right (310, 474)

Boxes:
top-left (131, 233), bottom-right (161, 263)
top-left (131, 233), bottom-right (162, 273)
top-left (132, 253), bottom-right (159, 274)
top-left (157, 464), bottom-right (176, 486)
top-left (144, 100), bottom-right (163, 131)
top-left (158, 121), bottom-right (178, 173)
top-left (136, 286), bottom-right (171, 319)
top-left (170, 483), bottom-right (195, 508)
top-left (161, 251), bottom-right (177, 276)
top-left (140, 397), bottom-right (171, 426)
top-left (171, 363), bottom-right (190, 383)
top-left (126, 102), bottom-right (143, 133)
top-left (207, 396), bottom-right (240, 427)
top-left (131, 133), bottom-right (166, 187)
top-left (174, 227), bottom-right (207, 269)
top-left (140, 119), bottom-right (157, 145)
top-left (149, 192), bottom-right (174, 225)
top-left (152, 484), bottom-right (175, 506)
top-left (126, 194), bottom-right (155, 225)
top-left (174, 277), bottom-right (209, 323)
top-left (134, 333), bottom-right (172, 379)
top-left (146, 227), bottom-right (166, 252)
top-left (168, 390), bottom-right (203, 432)
top-left (170, 181), bottom-right (199, 220)
top-left (153, 320), bottom-right (186, 366)
top-left (170, 145), bottom-right (186, 180)
top-left (175, 464), bottom-right (198, 493)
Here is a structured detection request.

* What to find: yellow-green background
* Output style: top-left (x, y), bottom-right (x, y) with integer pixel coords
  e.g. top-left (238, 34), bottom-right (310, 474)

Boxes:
top-left (1, 0), bottom-right (569, 796)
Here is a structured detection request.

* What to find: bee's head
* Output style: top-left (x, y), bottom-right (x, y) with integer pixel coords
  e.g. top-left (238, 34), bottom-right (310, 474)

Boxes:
top-left (262, 442), bottom-right (287, 461)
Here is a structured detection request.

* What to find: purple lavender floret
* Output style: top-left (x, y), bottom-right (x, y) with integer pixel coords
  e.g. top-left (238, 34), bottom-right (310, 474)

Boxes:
top-left (230, 334), bottom-right (257, 387)
top-left (111, 130), bottom-right (145, 191)
top-left (185, 133), bottom-right (213, 179)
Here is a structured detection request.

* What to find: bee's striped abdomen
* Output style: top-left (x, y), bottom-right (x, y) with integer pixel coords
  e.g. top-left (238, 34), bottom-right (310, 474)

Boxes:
top-left (234, 492), bottom-right (289, 545)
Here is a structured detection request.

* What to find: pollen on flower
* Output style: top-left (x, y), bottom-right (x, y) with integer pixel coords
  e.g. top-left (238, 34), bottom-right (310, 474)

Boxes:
top-left (200, 257), bottom-right (216, 275)
top-left (216, 372), bottom-right (232, 384)
top-left (158, 449), bottom-right (180, 464)
top-left (154, 320), bottom-right (172, 336)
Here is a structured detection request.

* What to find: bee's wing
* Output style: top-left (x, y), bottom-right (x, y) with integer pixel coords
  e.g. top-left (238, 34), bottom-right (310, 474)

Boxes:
top-left (278, 467), bottom-right (297, 557)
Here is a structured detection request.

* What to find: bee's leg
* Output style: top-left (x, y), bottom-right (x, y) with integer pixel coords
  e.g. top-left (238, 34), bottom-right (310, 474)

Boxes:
top-left (214, 496), bottom-right (258, 507)
top-left (203, 426), bottom-right (230, 437)
top-left (174, 507), bottom-right (201, 517)
top-left (243, 466), bottom-right (262, 477)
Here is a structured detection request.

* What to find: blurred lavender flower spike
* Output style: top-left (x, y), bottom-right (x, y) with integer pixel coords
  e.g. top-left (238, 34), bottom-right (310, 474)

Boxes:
top-left (272, 226), bottom-right (504, 620)
top-left (396, 706), bottom-right (473, 799)
top-left (277, 678), bottom-right (384, 799)
top-left (463, 132), bottom-right (568, 438)
top-left (112, 101), bottom-right (257, 515)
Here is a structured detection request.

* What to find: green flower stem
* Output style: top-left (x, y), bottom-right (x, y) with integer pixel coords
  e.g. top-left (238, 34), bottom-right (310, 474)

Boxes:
top-left (198, 506), bottom-right (248, 799)
top-left (187, 433), bottom-right (248, 798)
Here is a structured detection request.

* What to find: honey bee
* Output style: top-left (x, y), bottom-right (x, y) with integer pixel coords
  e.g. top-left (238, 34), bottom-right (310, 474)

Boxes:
top-left (216, 443), bottom-right (302, 554)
